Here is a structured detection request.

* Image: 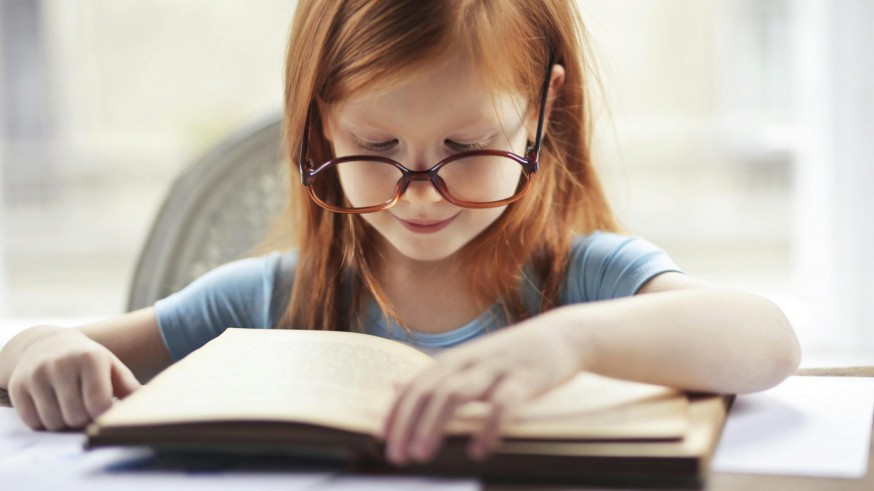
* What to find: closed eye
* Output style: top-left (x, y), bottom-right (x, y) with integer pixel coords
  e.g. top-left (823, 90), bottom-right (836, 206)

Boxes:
top-left (446, 137), bottom-right (493, 152)
top-left (352, 135), bottom-right (397, 152)
top-left (351, 135), bottom-right (494, 152)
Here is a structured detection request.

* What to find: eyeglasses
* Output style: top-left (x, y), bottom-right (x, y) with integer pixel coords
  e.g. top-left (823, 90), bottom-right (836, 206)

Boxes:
top-left (298, 56), bottom-right (554, 214)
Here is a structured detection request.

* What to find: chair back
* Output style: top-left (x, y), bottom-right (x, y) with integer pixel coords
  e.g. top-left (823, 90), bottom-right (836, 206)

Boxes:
top-left (127, 112), bottom-right (291, 311)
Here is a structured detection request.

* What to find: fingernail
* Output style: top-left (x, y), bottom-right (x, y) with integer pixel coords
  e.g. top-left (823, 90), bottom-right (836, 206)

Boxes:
top-left (414, 440), bottom-right (429, 461)
top-left (388, 446), bottom-right (404, 466)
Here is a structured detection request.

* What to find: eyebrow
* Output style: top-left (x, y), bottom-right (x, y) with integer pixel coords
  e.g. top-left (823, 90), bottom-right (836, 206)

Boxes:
top-left (336, 96), bottom-right (529, 138)
top-left (339, 115), bottom-right (394, 134)
top-left (340, 113), bottom-right (515, 137)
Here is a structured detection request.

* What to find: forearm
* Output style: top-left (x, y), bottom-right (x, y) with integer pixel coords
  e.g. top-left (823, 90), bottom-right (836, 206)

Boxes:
top-left (551, 288), bottom-right (801, 394)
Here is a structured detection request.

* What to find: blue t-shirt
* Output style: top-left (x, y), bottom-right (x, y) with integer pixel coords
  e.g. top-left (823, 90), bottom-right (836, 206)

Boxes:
top-left (154, 232), bottom-right (682, 360)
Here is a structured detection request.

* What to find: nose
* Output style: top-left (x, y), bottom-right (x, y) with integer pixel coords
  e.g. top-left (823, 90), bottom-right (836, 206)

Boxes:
top-left (400, 173), bottom-right (443, 204)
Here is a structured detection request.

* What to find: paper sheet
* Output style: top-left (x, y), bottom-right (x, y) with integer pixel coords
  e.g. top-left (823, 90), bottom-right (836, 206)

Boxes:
top-left (0, 408), bottom-right (479, 490)
top-left (712, 376), bottom-right (874, 478)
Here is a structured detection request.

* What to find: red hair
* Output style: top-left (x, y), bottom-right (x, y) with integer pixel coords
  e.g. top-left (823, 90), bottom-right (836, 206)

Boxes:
top-left (275, 0), bottom-right (618, 332)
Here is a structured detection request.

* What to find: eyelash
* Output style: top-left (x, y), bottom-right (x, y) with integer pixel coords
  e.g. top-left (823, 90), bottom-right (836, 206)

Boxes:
top-left (355, 138), bottom-right (396, 152)
top-left (353, 136), bottom-right (493, 152)
top-left (451, 139), bottom-right (492, 151)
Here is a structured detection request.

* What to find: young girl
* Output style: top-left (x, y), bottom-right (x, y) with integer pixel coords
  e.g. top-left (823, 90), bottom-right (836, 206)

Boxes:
top-left (0, 0), bottom-right (799, 467)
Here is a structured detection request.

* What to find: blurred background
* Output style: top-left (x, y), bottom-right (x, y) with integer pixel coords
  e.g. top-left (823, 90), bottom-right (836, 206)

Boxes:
top-left (0, 0), bottom-right (871, 364)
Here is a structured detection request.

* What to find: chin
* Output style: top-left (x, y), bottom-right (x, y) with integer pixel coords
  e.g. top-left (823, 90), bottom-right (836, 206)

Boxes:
top-left (391, 236), bottom-right (467, 262)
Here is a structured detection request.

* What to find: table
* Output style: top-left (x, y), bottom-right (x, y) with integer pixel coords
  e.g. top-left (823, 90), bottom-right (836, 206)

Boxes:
top-left (1, 366), bottom-right (872, 490)
top-left (487, 366), bottom-right (874, 490)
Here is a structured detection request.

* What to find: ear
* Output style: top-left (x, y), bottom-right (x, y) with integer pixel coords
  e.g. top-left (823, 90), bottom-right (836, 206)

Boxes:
top-left (529, 64), bottom-right (566, 140)
top-left (544, 64), bottom-right (566, 129)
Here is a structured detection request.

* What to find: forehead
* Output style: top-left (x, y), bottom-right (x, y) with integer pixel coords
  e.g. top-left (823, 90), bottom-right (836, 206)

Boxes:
top-left (328, 53), bottom-right (528, 129)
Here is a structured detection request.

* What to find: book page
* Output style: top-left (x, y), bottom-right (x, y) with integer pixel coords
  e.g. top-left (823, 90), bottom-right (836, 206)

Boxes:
top-left (494, 395), bottom-right (729, 459)
top-left (95, 328), bottom-right (690, 441)
top-left (447, 373), bottom-right (689, 440)
top-left (95, 328), bottom-right (435, 434)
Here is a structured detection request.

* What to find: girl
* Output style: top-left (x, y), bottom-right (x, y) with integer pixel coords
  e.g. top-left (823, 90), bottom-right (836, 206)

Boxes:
top-left (0, 0), bottom-right (800, 468)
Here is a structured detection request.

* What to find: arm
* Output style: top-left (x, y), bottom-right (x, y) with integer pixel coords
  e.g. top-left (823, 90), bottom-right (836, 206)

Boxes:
top-left (382, 272), bottom-right (800, 465)
top-left (555, 272), bottom-right (801, 394)
top-left (1, 252), bottom-right (292, 432)
top-left (0, 307), bottom-right (173, 430)
top-left (76, 307), bottom-right (174, 382)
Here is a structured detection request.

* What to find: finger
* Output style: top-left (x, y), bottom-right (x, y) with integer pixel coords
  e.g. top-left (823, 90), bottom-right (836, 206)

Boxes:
top-left (53, 371), bottom-right (91, 429)
top-left (380, 355), bottom-right (473, 440)
top-left (407, 382), bottom-right (467, 462)
top-left (29, 382), bottom-right (66, 431)
top-left (383, 359), bottom-right (478, 463)
top-left (384, 363), bottom-right (464, 465)
top-left (469, 379), bottom-right (528, 460)
top-left (411, 371), bottom-right (502, 462)
top-left (9, 387), bottom-right (43, 430)
top-left (110, 356), bottom-right (141, 398)
top-left (380, 382), bottom-right (405, 440)
top-left (385, 383), bottom-right (433, 465)
top-left (80, 356), bottom-right (114, 420)
top-left (381, 366), bottom-right (450, 440)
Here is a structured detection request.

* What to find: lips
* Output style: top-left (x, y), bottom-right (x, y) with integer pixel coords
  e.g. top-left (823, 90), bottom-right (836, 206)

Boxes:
top-left (394, 213), bottom-right (460, 234)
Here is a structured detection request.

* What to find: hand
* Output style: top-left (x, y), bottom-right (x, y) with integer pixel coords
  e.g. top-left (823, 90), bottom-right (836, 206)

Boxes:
top-left (380, 310), bottom-right (585, 465)
top-left (7, 328), bottom-right (141, 431)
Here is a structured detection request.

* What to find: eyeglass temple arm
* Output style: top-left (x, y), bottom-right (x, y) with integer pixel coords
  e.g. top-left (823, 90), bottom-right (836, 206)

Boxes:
top-left (531, 53), bottom-right (555, 159)
top-left (298, 102), bottom-right (315, 185)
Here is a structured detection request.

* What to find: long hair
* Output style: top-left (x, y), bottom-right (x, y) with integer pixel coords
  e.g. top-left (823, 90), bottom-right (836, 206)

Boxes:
top-left (276, 0), bottom-right (619, 332)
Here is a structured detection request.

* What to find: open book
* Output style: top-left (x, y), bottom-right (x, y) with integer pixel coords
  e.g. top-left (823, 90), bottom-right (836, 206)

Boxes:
top-left (86, 328), bottom-right (730, 485)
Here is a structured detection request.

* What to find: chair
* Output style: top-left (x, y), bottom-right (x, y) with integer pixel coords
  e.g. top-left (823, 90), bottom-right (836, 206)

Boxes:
top-left (126, 111), bottom-right (291, 311)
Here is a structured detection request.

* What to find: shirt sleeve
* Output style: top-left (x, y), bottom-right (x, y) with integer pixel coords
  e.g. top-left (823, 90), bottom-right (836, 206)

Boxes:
top-left (562, 231), bottom-right (683, 304)
top-left (154, 251), bottom-right (296, 361)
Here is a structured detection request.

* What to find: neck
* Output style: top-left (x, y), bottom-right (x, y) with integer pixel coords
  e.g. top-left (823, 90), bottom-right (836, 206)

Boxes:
top-left (369, 237), bottom-right (486, 333)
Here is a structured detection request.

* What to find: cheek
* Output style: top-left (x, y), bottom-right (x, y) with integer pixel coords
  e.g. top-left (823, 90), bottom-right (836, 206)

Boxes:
top-left (466, 206), bottom-right (508, 233)
top-left (497, 165), bottom-right (524, 196)
top-left (358, 210), bottom-right (387, 231)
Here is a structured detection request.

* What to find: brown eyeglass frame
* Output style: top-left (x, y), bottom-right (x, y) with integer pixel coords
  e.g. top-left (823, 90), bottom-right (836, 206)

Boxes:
top-left (298, 54), bottom-right (555, 214)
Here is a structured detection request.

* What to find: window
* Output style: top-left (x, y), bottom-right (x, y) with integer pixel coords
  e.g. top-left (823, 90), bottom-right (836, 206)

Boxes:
top-left (1, 1), bottom-right (871, 362)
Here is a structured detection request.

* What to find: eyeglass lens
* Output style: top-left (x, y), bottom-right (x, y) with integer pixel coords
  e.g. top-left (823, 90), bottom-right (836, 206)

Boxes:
top-left (311, 155), bottom-right (527, 210)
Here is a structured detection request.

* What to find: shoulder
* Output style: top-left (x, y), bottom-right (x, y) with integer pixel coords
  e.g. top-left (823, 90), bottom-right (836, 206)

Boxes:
top-left (153, 250), bottom-right (299, 360)
top-left (183, 250), bottom-right (298, 299)
top-left (563, 231), bottom-right (683, 302)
